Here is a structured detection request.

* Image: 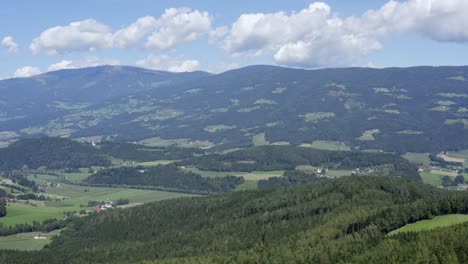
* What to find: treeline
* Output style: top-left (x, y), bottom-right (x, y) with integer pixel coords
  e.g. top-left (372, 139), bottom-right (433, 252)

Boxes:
top-left (85, 164), bottom-right (244, 194)
top-left (0, 138), bottom-right (203, 171)
top-left (257, 170), bottom-right (323, 189)
top-left (1, 176), bottom-right (467, 263)
top-left (98, 141), bottom-right (202, 162)
top-left (179, 145), bottom-right (420, 180)
top-left (0, 138), bottom-right (110, 170)
top-left (0, 218), bottom-right (67, 237)
top-left (1, 172), bottom-right (38, 192)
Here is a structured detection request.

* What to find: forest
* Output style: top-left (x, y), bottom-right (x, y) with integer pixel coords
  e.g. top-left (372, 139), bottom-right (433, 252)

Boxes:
top-left (0, 138), bottom-right (201, 170)
top-left (85, 164), bottom-right (244, 194)
top-left (180, 145), bottom-right (420, 180)
top-left (0, 176), bottom-right (467, 263)
top-left (0, 138), bottom-right (110, 170)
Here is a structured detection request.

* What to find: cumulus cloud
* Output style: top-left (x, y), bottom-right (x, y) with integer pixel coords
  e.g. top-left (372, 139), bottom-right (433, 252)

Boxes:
top-left (112, 16), bottom-right (158, 48)
top-left (359, 0), bottom-right (468, 42)
top-left (30, 7), bottom-right (212, 54)
top-left (48, 57), bottom-right (120, 71)
top-left (30, 19), bottom-right (113, 55)
top-left (136, 54), bottom-right (200, 72)
top-left (145, 7), bottom-right (212, 50)
top-left (14, 66), bottom-right (41, 78)
top-left (1, 36), bottom-right (19, 53)
top-left (223, 0), bottom-right (468, 67)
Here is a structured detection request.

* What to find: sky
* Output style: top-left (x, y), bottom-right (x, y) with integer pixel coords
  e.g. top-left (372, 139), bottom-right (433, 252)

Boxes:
top-left (1, 0), bottom-right (468, 78)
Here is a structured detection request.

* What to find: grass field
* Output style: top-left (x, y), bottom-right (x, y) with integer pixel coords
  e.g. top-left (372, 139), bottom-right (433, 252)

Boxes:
top-left (402, 152), bottom-right (431, 165)
top-left (447, 149), bottom-right (468, 167)
top-left (300, 140), bottom-right (351, 151)
top-left (235, 180), bottom-right (258, 191)
top-left (45, 184), bottom-right (195, 206)
top-left (430, 169), bottom-right (458, 177)
top-left (357, 129), bottom-right (379, 141)
top-left (138, 137), bottom-right (214, 148)
top-left (420, 171), bottom-right (443, 186)
top-left (135, 160), bottom-right (177, 167)
top-left (0, 204), bottom-right (77, 226)
top-left (181, 167), bottom-right (283, 180)
top-left (252, 133), bottom-right (269, 146)
top-left (0, 184), bottom-right (196, 226)
top-left (388, 214), bottom-right (468, 235)
top-left (0, 230), bottom-right (60, 251)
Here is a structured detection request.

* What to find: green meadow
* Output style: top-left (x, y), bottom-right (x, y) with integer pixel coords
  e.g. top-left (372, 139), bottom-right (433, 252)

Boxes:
top-left (388, 214), bottom-right (468, 235)
top-left (0, 230), bottom-right (60, 251)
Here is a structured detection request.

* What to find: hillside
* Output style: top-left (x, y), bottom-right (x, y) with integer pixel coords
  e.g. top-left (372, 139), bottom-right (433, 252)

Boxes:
top-left (1, 176), bottom-right (467, 263)
top-left (1, 65), bottom-right (468, 152)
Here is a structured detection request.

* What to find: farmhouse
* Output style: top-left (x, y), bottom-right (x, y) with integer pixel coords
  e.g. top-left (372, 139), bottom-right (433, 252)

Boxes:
top-left (33, 234), bottom-right (47, 240)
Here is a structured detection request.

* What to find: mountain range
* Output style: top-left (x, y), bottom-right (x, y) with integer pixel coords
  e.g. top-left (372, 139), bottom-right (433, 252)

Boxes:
top-left (1, 65), bottom-right (467, 153)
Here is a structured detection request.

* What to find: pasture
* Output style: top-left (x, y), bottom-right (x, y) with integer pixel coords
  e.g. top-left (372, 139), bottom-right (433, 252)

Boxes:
top-left (447, 149), bottom-right (468, 167)
top-left (0, 204), bottom-right (76, 226)
top-left (420, 171), bottom-right (443, 186)
top-left (252, 133), bottom-right (269, 146)
top-left (402, 152), bottom-right (431, 165)
top-left (181, 167), bottom-right (283, 181)
top-left (388, 214), bottom-right (468, 235)
top-left (0, 184), bottom-right (196, 227)
top-left (300, 140), bottom-right (351, 151)
top-left (0, 230), bottom-right (60, 251)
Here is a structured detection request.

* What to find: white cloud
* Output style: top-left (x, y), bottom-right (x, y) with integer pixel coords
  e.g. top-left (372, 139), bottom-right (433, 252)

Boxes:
top-left (223, 0), bottom-right (468, 67)
top-left (14, 66), bottom-right (41, 78)
top-left (30, 7), bottom-right (213, 55)
top-left (112, 16), bottom-right (158, 48)
top-left (358, 0), bottom-right (468, 42)
top-left (48, 57), bottom-right (120, 71)
top-left (145, 7), bottom-right (212, 50)
top-left (1, 36), bottom-right (19, 53)
top-left (30, 19), bottom-right (113, 55)
top-left (136, 54), bottom-right (200, 72)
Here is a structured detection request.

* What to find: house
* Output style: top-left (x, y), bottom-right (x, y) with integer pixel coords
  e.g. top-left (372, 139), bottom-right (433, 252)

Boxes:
top-left (33, 234), bottom-right (47, 240)
top-left (2, 197), bottom-right (13, 202)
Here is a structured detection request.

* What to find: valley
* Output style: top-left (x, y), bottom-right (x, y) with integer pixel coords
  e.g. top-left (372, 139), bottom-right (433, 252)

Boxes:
top-left (0, 66), bottom-right (467, 262)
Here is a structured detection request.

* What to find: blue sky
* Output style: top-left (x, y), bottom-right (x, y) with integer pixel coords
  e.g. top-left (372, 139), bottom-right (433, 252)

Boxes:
top-left (1, 0), bottom-right (468, 78)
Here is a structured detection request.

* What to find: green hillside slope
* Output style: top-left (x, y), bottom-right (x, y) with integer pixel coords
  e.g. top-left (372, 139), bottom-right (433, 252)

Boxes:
top-left (1, 176), bottom-right (467, 263)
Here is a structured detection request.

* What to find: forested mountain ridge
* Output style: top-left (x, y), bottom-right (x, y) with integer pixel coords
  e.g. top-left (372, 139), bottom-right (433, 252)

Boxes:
top-left (179, 145), bottom-right (421, 180)
top-left (1, 65), bottom-right (468, 152)
top-left (1, 176), bottom-right (467, 263)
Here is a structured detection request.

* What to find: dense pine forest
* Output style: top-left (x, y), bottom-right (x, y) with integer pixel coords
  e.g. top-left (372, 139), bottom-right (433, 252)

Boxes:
top-left (86, 164), bottom-right (244, 194)
top-left (1, 176), bottom-right (467, 263)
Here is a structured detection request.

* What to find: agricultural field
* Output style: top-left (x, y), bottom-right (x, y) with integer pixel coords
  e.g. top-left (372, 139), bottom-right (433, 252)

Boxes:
top-left (135, 160), bottom-right (177, 167)
top-left (0, 181), bottom-right (196, 227)
top-left (44, 184), bottom-right (195, 206)
top-left (181, 167), bottom-right (283, 181)
top-left (252, 133), bottom-right (270, 146)
top-left (139, 137), bottom-right (214, 148)
top-left (357, 129), bottom-right (380, 141)
top-left (388, 214), bottom-right (468, 235)
top-left (420, 171), bottom-right (443, 186)
top-left (430, 169), bottom-right (458, 177)
top-left (402, 152), bottom-right (431, 165)
top-left (299, 140), bottom-right (351, 151)
top-left (302, 112), bottom-right (335, 122)
top-left (0, 230), bottom-right (60, 251)
top-left (446, 149), bottom-right (468, 167)
top-left (235, 180), bottom-right (259, 191)
top-left (0, 204), bottom-right (78, 227)
top-left (295, 165), bottom-right (352, 177)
